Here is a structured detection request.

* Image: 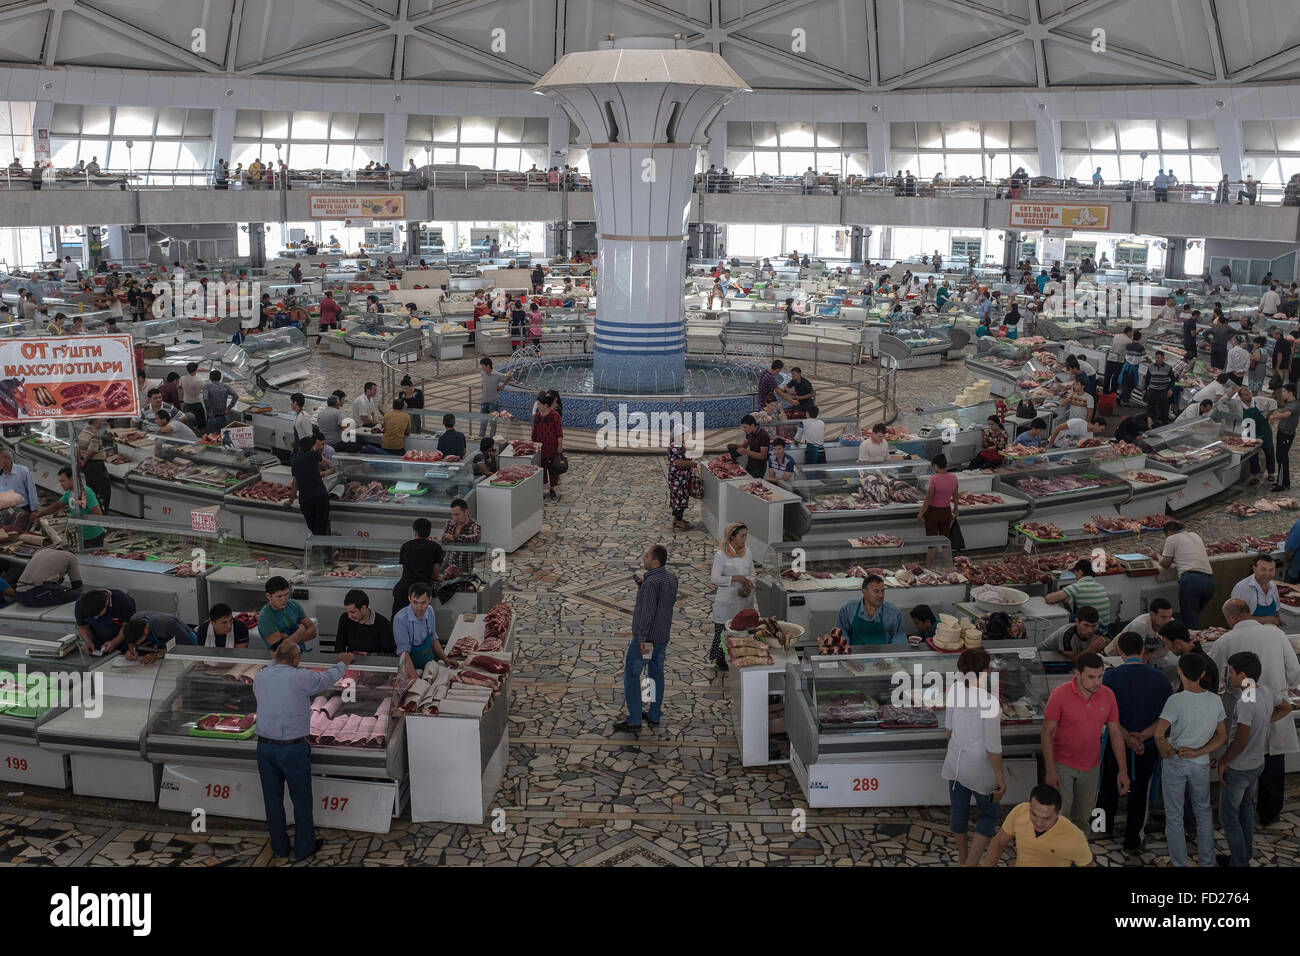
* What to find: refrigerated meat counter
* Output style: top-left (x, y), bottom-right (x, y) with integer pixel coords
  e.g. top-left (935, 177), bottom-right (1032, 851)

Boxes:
top-left (1140, 417), bottom-right (1255, 510)
top-left (145, 647), bottom-right (408, 832)
top-left (755, 536), bottom-right (958, 638)
top-left (994, 455), bottom-right (1133, 535)
top-left (875, 325), bottom-right (950, 370)
top-left (124, 436), bottom-right (271, 530)
top-left (786, 645), bottom-right (1047, 807)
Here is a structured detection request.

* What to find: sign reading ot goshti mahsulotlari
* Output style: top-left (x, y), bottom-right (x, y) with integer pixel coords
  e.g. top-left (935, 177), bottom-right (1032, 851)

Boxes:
top-left (0, 335), bottom-right (139, 422)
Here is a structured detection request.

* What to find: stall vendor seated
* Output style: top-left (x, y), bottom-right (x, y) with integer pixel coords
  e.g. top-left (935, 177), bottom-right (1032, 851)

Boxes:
top-left (1036, 605), bottom-right (1106, 661)
top-left (834, 574), bottom-right (907, 645)
top-left (1043, 559), bottom-right (1111, 627)
top-left (258, 575), bottom-right (318, 653)
top-left (910, 604), bottom-right (937, 642)
top-left (1229, 552), bottom-right (1283, 626)
top-left (74, 588), bottom-right (137, 655)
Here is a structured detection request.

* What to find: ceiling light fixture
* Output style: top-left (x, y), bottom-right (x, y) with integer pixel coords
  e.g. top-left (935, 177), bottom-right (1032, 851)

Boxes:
top-left (225, 88), bottom-right (234, 96)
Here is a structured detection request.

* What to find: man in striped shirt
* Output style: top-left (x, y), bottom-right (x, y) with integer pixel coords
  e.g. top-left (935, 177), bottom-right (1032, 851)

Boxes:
top-left (1143, 350), bottom-right (1175, 425)
top-left (1045, 559), bottom-right (1111, 630)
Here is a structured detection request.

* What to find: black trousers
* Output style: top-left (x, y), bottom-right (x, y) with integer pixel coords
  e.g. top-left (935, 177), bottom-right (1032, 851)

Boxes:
top-left (1277, 431), bottom-right (1295, 487)
top-left (16, 583), bottom-right (80, 607)
top-left (1258, 753), bottom-right (1286, 824)
top-left (1103, 360), bottom-right (1123, 395)
top-left (299, 495), bottom-right (330, 535)
top-left (1147, 390), bottom-right (1171, 425)
top-left (1098, 739), bottom-right (1158, 845)
top-left (82, 458), bottom-right (111, 512)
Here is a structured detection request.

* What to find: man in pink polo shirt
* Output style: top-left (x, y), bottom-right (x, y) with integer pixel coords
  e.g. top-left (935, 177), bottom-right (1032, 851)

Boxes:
top-left (1042, 652), bottom-right (1131, 834)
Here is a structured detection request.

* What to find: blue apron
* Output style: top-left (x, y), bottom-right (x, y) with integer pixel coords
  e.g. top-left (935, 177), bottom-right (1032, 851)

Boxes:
top-left (1254, 596), bottom-right (1279, 618)
top-left (405, 612), bottom-right (437, 668)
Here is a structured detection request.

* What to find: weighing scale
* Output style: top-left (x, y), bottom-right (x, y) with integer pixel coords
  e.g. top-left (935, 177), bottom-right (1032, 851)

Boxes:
top-left (1114, 553), bottom-right (1159, 576)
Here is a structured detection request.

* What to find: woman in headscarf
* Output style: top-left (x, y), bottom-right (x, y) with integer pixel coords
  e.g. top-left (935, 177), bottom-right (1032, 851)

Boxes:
top-left (708, 522), bottom-right (755, 672)
top-left (666, 424), bottom-right (695, 530)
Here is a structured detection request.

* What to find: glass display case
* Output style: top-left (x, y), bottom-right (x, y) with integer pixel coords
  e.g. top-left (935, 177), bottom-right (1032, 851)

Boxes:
top-left (993, 458), bottom-right (1132, 535)
top-left (126, 316), bottom-right (183, 343)
top-left (787, 461), bottom-right (932, 536)
top-left (0, 635), bottom-right (96, 743)
top-left (125, 433), bottom-right (268, 525)
top-left (1140, 417), bottom-right (1232, 475)
top-left (876, 324), bottom-right (951, 370)
top-left (241, 326), bottom-right (311, 377)
top-left (144, 646), bottom-right (408, 779)
top-left (787, 645), bottom-right (1047, 758)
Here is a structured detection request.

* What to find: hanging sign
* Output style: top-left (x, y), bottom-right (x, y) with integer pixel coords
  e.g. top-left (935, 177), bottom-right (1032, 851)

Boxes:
top-left (308, 193), bottom-right (406, 220)
top-left (1009, 202), bottom-right (1110, 231)
top-left (0, 335), bottom-right (138, 422)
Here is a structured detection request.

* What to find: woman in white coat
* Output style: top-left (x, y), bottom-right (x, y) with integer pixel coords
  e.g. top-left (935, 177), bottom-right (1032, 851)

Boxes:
top-left (709, 522), bottom-right (755, 672)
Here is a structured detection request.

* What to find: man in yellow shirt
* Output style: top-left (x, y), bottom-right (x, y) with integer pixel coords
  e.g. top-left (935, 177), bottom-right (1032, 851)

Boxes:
top-left (981, 785), bottom-right (1093, 867)
top-left (381, 398), bottom-right (411, 455)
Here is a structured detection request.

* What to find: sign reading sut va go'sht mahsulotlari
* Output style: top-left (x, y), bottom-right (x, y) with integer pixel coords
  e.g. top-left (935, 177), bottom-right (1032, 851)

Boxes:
top-left (308, 193), bottom-right (406, 220)
top-left (1009, 202), bottom-right (1111, 231)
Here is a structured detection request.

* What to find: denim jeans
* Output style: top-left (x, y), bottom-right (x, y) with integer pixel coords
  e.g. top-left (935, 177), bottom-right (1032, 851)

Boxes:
top-left (623, 639), bottom-right (666, 726)
top-left (948, 779), bottom-right (999, 837)
top-left (1162, 755), bottom-right (1214, 867)
top-left (1177, 571), bottom-right (1216, 628)
top-left (480, 402), bottom-right (499, 437)
top-left (1220, 763), bottom-right (1264, 866)
top-left (256, 740), bottom-right (316, 860)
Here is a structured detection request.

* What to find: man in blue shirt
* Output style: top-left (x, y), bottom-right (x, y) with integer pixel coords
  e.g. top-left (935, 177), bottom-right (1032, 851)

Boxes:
top-left (1018, 418), bottom-right (1047, 448)
top-left (765, 438), bottom-right (796, 482)
top-left (253, 642), bottom-right (353, 861)
top-left (436, 413), bottom-right (467, 459)
top-left (391, 582), bottom-right (452, 669)
top-left (1092, 167), bottom-right (1103, 187)
top-left (834, 575), bottom-right (906, 645)
top-left (1036, 270), bottom-right (1049, 293)
top-left (1284, 515), bottom-right (1300, 582)
top-left (258, 576), bottom-right (317, 653)
top-left (0, 447), bottom-right (39, 517)
top-left (1099, 631), bottom-right (1173, 852)
top-left (74, 588), bottom-right (137, 653)
top-left (615, 545), bottom-right (679, 734)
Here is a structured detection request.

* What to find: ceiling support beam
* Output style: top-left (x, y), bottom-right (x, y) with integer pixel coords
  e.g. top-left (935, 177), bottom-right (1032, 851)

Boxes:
top-left (1199, 0), bottom-right (1226, 80)
top-left (43, 9), bottom-right (62, 67)
top-left (882, 32), bottom-right (1024, 90)
top-left (720, 0), bottom-right (822, 31)
top-left (1046, 29), bottom-right (1215, 84)
top-left (724, 34), bottom-right (871, 90)
top-left (1230, 42), bottom-right (1300, 83)
top-left (242, 26), bottom-right (393, 74)
top-left (864, 0), bottom-right (879, 88)
top-left (408, 26), bottom-right (541, 81)
top-left (225, 0), bottom-right (245, 72)
top-left (1041, 0), bottom-right (1127, 27)
top-left (69, 2), bottom-right (223, 72)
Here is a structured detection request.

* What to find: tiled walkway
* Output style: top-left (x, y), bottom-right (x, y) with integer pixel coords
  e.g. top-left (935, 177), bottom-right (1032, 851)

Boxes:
top-left (2, 348), bottom-right (1299, 866)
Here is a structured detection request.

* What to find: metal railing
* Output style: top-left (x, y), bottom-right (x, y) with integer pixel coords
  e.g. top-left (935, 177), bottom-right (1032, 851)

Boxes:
top-left (0, 166), bottom-right (593, 192)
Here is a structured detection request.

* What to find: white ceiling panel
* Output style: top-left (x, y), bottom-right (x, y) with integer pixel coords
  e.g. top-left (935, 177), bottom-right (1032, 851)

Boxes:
top-left (0, 0), bottom-right (1292, 91)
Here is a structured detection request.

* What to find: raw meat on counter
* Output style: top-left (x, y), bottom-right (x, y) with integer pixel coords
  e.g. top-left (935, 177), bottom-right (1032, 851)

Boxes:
top-left (883, 426), bottom-right (913, 441)
top-left (878, 705), bottom-right (938, 727)
top-left (1075, 437), bottom-right (1107, 448)
top-left (1243, 534), bottom-right (1287, 551)
top-left (853, 534), bottom-right (905, 547)
top-left (196, 713), bottom-right (256, 733)
top-left (1091, 441), bottom-right (1144, 460)
top-left (403, 450), bottom-right (444, 462)
top-left (491, 465), bottom-right (538, 484)
top-left (707, 456), bottom-right (748, 479)
top-left (1226, 503), bottom-right (1260, 517)
top-left (1252, 499), bottom-right (1282, 512)
top-left (856, 473), bottom-right (924, 506)
top-left (818, 626), bottom-right (849, 655)
top-left (1127, 471), bottom-right (1168, 484)
top-left (1140, 514), bottom-right (1175, 528)
top-left (1084, 515), bottom-right (1141, 533)
top-left (1014, 475), bottom-right (1113, 496)
top-left (956, 492), bottom-right (1004, 506)
top-left (479, 602), bottom-right (513, 650)
top-left (233, 480), bottom-right (294, 504)
top-left (1001, 443), bottom-right (1043, 458)
top-left (341, 480), bottom-right (387, 502)
top-left (955, 555), bottom-right (1053, 586)
top-left (740, 480), bottom-right (778, 500)
top-left (1018, 521), bottom-right (1066, 541)
top-left (443, 455), bottom-right (461, 462)
top-left (447, 635), bottom-right (479, 660)
top-left (506, 441), bottom-right (538, 455)
top-left (1193, 627), bottom-right (1227, 643)
top-left (1225, 435), bottom-right (1261, 449)
top-left (1206, 540), bottom-right (1247, 555)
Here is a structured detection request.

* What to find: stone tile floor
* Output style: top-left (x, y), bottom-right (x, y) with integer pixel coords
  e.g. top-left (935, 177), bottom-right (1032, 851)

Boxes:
top-left (2, 348), bottom-right (1300, 866)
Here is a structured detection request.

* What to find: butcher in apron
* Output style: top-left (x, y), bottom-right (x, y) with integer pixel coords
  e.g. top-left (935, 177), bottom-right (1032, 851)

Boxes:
top-left (1229, 554), bottom-right (1283, 624)
top-left (392, 583), bottom-right (451, 670)
top-left (834, 575), bottom-right (906, 646)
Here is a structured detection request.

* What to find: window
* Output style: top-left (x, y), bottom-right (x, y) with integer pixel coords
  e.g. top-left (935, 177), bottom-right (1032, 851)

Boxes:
top-left (1243, 120), bottom-right (1300, 186)
top-left (950, 237), bottom-right (981, 261)
top-left (41, 106), bottom-right (213, 184)
top-left (233, 110), bottom-right (384, 172)
top-left (0, 102), bottom-right (35, 168)
top-left (405, 115), bottom-right (550, 171)
top-left (1061, 118), bottom-right (1219, 185)
top-left (890, 121), bottom-right (1037, 180)
top-left (727, 121), bottom-right (869, 177)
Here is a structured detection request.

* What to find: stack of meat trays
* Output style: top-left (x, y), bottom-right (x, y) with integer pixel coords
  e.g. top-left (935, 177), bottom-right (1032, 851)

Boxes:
top-left (440, 651), bottom-right (511, 718)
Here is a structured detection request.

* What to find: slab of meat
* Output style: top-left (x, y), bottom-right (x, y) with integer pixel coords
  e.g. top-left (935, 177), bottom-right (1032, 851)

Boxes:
top-left (341, 480), bottom-right (387, 502)
top-left (878, 705), bottom-right (938, 727)
top-left (1128, 471), bottom-right (1167, 484)
top-left (403, 450), bottom-right (444, 462)
top-left (854, 534), bottom-right (904, 547)
top-left (740, 480), bottom-right (777, 500)
top-left (1140, 513), bottom-right (1175, 528)
top-left (233, 480), bottom-right (293, 503)
top-left (1225, 435), bottom-right (1261, 448)
top-left (369, 712), bottom-right (390, 745)
top-left (1019, 521), bottom-right (1066, 541)
top-left (448, 635), bottom-right (479, 660)
top-left (1092, 441), bottom-right (1143, 460)
top-left (956, 492), bottom-right (1004, 506)
top-left (1085, 515), bottom-right (1141, 533)
top-left (1001, 444), bottom-right (1043, 457)
top-left (456, 670), bottom-right (500, 689)
top-left (507, 441), bottom-right (538, 455)
top-left (491, 465), bottom-right (538, 484)
top-left (1252, 498), bottom-right (1282, 512)
top-left (707, 455), bottom-right (747, 479)
top-left (466, 654), bottom-right (510, 675)
top-left (1227, 502), bottom-right (1260, 517)
top-left (480, 602), bottom-right (512, 650)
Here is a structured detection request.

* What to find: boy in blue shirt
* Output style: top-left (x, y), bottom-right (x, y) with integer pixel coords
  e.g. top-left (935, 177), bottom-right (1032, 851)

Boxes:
top-left (765, 438), bottom-right (796, 482)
